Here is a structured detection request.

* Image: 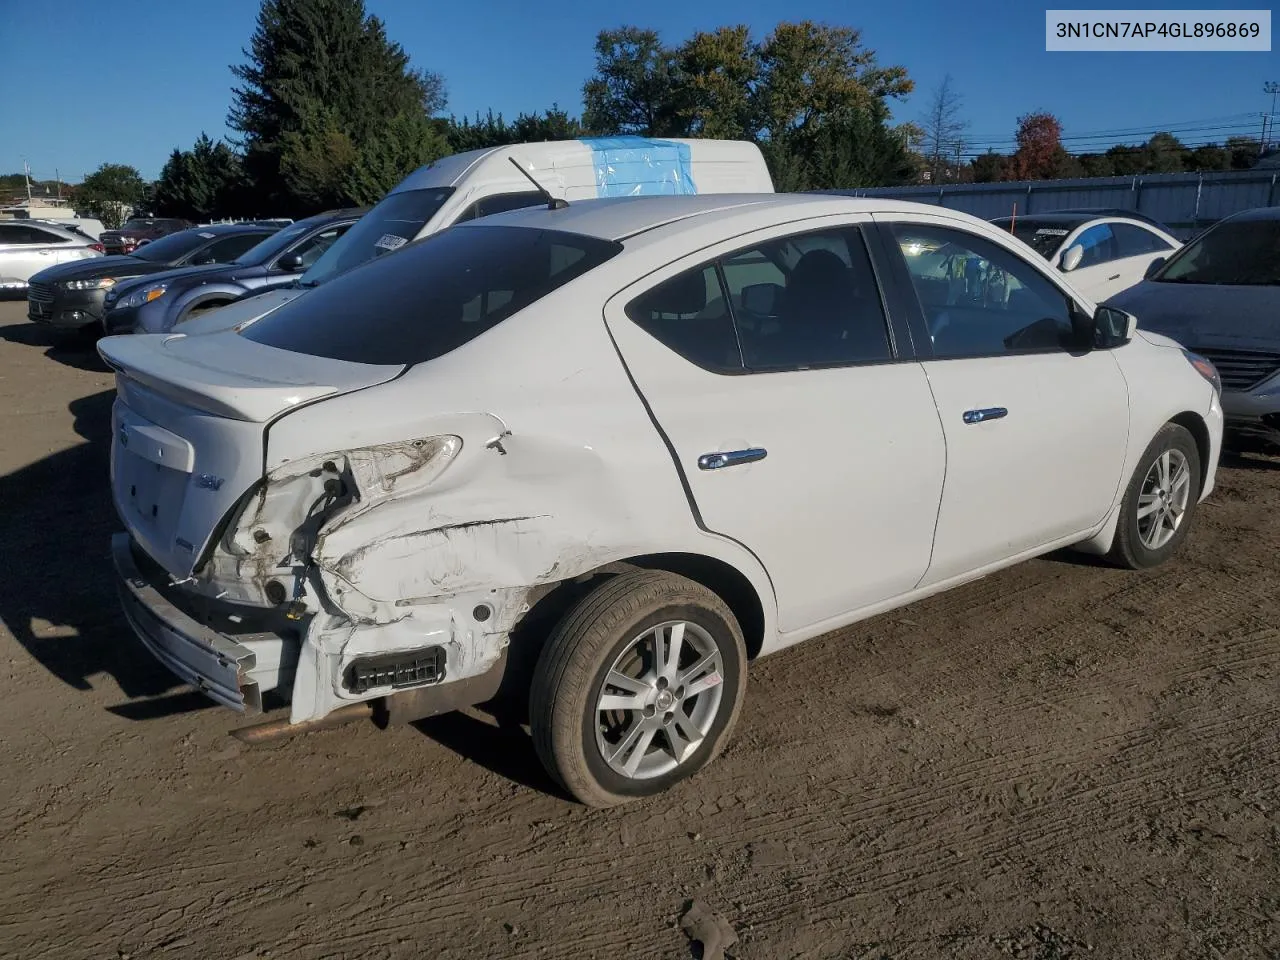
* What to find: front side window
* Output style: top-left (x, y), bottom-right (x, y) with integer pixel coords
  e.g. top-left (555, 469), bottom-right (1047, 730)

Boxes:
top-left (891, 223), bottom-right (1075, 358)
top-left (288, 226), bottom-right (349, 269)
top-left (625, 226), bottom-right (893, 372)
top-left (298, 187), bottom-right (454, 288)
top-left (244, 225), bottom-right (621, 365)
top-left (1073, 223), bottom-right (1118, 267)
top-left (1154, 217), bottom-right (1280, 286)
top-left (1113, 222), bottom-right (1173, 257)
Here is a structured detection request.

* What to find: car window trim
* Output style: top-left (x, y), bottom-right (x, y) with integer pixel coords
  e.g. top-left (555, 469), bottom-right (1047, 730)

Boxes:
top-left (620, 219), bottom-right (910, 377)
top-left (873, 214), bottom-right (1111, 361)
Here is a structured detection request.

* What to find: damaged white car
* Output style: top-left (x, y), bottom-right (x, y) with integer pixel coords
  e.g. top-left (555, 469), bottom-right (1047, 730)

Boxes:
top-left (102, 193), bottom-right (1223, 807)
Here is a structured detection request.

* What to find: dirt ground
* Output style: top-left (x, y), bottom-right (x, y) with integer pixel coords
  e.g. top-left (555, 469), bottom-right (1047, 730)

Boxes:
top-left (0, 299), bottom-right (1276, 960)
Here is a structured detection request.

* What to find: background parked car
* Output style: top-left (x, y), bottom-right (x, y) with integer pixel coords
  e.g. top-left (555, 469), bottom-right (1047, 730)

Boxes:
top-left (0, 220), bottom-right (103, 295)
top-left (991, 208), bottom-right (1180, 302)
top-left (99, 216), bottom-right (194, 255)
top-left (1107, 206), bottom-right (1280, 452)
top-left (174, 136), bottom-right (775, 337)
top-left (103, 208), bottom-right (364, 335)
top-left (27, 222), bottom-right (280, 330)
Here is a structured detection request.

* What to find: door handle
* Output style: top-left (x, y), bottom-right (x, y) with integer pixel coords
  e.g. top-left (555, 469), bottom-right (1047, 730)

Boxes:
top-left (1107, 273), bottom-right (1121, 281)
top-left (962, 407), bottom-right (1007, 424)
top-left (698, 448), bottom-right (767, 470)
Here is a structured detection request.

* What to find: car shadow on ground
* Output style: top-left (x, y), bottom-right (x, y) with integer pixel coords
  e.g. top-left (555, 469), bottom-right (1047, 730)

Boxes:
top-left (1221, 450), bottom-right (1280, 471)
top-left (412, 710), bottom-right (569, 799)
top-left (0, 389), bottom-right (192, 712)
top-left (0, 320), bottom-right (107, 373)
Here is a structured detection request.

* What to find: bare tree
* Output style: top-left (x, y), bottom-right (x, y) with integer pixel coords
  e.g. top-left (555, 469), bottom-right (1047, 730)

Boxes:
top-left (920, 74), bottom-right (969, 183)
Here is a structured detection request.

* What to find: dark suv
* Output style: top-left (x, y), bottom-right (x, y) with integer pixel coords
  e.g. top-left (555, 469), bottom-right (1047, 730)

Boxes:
top-left (103, 208), bottom-right (365, 335)
top-left (100, 217), bottom-right (194, 255)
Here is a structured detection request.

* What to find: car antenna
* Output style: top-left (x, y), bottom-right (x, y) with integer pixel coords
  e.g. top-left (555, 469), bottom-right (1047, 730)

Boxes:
top-left (508, 157), bottom-right (568, 210)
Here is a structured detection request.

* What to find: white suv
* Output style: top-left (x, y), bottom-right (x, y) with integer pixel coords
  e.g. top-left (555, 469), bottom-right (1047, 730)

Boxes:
top-left (100, 194), bottom-right (1223, 806)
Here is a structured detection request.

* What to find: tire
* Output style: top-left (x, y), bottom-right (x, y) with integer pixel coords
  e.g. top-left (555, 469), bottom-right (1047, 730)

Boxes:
top-left (1108, 422), bottom-right (1202, 569)
top-left (530, 570), bottom-right (747, 807)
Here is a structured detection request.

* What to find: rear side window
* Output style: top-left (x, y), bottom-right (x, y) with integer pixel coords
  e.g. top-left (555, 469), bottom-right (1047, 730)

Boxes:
top-left (244, 225), bottom-right (621, 365)
top-left (627, 265), bottom-right (742, 372)
top-left (625, 226), bottom-right (893, 372)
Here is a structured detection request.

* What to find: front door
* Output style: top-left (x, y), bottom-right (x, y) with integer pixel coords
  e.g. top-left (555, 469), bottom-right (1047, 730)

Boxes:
top-left (605, 219), bottom-right (947, 633)
top-left (877, 215), bottom-right (1131, 586)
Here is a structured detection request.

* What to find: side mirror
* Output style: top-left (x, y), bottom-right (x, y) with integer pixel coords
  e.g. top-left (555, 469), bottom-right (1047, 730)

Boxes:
top-left (1060, 244), bottom-right (1084, 272)
top-left (1143, 256), bottom-right (1167, 279)
top-left (278, 252), bottom-right (305, 272)
top-left (1094, 305), bottom-right (1138, 346)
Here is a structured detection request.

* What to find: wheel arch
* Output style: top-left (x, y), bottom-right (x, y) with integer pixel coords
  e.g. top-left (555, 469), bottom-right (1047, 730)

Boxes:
top-left (1169, 409), bottom-right (1212, 493)
top-left (513, 552), bottom-right (769, 666)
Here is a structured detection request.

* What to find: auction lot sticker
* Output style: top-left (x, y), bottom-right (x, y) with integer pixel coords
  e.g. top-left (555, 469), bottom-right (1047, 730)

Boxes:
top-left (1046, 9), bottom-right (1271, 50)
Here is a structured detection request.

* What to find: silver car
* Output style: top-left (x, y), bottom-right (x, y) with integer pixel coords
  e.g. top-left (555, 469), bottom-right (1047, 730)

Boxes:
top-left (0, 220), bottom-right (102, 293)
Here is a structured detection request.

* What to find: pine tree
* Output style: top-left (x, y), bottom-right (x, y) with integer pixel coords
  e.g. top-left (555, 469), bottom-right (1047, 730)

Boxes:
top-left (228, 0), bottom-right (448, 213)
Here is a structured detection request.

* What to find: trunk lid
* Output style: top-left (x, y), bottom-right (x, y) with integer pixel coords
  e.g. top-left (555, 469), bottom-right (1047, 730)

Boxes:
top-left (99, 331), bottom-right (404, 578)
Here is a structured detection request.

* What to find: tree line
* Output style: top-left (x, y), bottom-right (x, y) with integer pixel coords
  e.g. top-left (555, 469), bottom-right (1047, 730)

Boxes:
top-left (11, 0), bottom-right (1269, 226)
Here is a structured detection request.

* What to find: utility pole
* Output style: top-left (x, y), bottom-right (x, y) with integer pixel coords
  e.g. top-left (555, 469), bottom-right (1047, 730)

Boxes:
top-left (55, 168), bottom-right (61, 201)
top-left (1264, 81), bottom-right (1279, 153)
top-left (22, 159), bottom-right (32, 204)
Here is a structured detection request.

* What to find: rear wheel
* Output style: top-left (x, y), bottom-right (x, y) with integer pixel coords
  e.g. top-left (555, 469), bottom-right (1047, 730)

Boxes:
top-left (1108, 422), bottom-right (1201, 569)
top-left (530, 570), bottom-right (747, 807)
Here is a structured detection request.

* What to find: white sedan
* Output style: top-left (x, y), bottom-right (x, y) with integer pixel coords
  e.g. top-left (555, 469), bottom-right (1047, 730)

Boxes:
top-left (99, 194), bottom-right (1223, 807)
top-left (990, 209), bottom-right (1181, 302)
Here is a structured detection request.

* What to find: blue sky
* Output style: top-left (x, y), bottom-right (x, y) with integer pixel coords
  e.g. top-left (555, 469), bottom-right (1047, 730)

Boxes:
top-left (1, 0), bottom-right (1273, 183)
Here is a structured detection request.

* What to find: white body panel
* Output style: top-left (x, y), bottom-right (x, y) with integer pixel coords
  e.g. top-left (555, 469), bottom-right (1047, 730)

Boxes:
top-left (100, 194), bottom-right (1223, 724)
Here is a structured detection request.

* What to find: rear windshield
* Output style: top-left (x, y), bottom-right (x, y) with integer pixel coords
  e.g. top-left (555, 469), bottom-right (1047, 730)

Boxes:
top-left (298, 187), bottom-right (454, 288)
top-left (1154, 217), bottom-right (1280, 286)
top-left (244, 225), bottom-right (622, 365)
top-left (993, 219), bottom-right (1076, 259)
top-left (130, 229), bottom-right (211, 262)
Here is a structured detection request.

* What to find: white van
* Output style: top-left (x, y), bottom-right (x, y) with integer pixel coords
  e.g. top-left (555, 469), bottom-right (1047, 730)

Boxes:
top-left (179, 137), bottom-right (773, 335)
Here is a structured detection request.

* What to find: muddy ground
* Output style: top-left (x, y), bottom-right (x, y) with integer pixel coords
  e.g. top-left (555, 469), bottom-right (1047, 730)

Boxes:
top-left (0, 300), bottom-right (1276, 960)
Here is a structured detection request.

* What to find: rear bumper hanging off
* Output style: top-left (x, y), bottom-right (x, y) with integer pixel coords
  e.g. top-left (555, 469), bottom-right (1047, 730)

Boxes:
top-left (111, 533), bottom-right (263, 713)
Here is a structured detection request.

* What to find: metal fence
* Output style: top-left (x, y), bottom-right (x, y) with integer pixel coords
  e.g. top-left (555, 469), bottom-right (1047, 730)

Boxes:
top-left (823, 168), bottom-right (1280, 240)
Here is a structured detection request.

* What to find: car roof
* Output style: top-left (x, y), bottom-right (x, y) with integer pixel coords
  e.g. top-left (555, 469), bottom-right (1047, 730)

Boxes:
top-left (185, 222), bottom-right (280, 236)
top-left (292, 207), bottom-right (369, 228)
top-left (1222, 206), bottom-right (1280, 222)
top-left (991, 209), bottom-right (1171, 231)
top-left (463, 193), bottom-right (954, 241)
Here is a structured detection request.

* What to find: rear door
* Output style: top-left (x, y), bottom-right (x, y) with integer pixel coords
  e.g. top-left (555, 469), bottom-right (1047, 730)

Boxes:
top-left (0, 224), bottom-right (59, 281)
top-left (1109, 221), bottom-right (1178, 291)
top-left (875, 214), bottom-right (1130, 586)
top-left (605, 217), bottom-right (946, 633)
